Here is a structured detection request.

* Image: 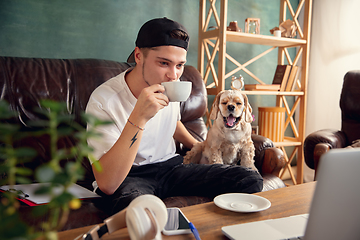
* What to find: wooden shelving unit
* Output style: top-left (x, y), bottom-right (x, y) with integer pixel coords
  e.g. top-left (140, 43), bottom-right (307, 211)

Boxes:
top-left (198, 0), bottom-right (313, 184)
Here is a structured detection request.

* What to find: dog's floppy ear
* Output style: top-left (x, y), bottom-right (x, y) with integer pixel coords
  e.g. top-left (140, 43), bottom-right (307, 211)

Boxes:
top-left (210, 90), bottom-right (224, 120)
top-left (242, 93), bottom-right (253, 123)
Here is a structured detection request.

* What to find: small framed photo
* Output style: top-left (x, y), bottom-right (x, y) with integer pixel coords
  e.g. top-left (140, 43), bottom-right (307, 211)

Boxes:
top-left (252, 126), bottom-right (259, 135)
top-left (245, 18), bottom-right (260, 34)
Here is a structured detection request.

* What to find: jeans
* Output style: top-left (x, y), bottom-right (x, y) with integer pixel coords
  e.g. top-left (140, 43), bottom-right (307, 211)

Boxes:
top-left (96, 155), bottom-right (263, 214)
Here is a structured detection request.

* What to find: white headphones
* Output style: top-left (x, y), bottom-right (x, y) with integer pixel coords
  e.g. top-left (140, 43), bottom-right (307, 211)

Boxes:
top-left (126, 195), bottom-right (168, 239)
top-left (82, 195), bottom-right (168, 240)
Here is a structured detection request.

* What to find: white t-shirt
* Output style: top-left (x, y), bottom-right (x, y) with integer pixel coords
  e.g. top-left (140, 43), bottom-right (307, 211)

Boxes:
top-left (86, 69), bottom-right (180, 166)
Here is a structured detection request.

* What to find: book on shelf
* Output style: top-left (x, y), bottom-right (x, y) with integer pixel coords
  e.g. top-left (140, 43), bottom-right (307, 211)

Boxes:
top-left (272, 65), bottom-right (292, 91)
top-left (285, 66), bottom-right (300, 91)
top-left (244, 84), bottom-right (280, 91)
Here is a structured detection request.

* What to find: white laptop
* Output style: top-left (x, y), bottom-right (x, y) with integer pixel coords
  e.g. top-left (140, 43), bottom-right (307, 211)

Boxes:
top-left (222, 148), bottom-right (360, 240)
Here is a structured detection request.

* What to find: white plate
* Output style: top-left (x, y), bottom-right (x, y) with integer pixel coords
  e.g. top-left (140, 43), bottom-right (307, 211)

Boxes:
top-left (214, 193), bottom-right (271, 213)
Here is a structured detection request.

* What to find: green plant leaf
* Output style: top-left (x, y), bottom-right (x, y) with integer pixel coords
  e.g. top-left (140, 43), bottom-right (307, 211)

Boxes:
top-left (35, 165), bottom-right (55, 182)
top-left (52, 192), bottom-right (73, 206)
top-left (32, 204), bottom-right (49, 217)
top-left (57, 126), bottom-right (74, 137)
top-left (52, 173), bottom-right (69, 185)
top-left (0, 217), bottom-right (28, 239)
top-left (0, 123), bottom-right (20, 136)
top-left (15, 176), bottom-right (32, 184)
top-left (0, 101), bottom-right (18, 119)
top-left (34, 185), bottom-right (52, 195)
top-left (65, 162), bottom-right (84, 180)
top-left (39, 99), bottom-right (67, 112)
top-left (0, 164), bottom-right (10, 173)
top-left (82, 113), bottom-right (113, 127)
top-left (0, 98), bottom-right (112, 238)
top-left (27, 120), bottom-right (50, 128)
top-left (13, 148), bottom-right (37, 159)
top-left (92, 159), bottom-right (102, 172)
top-left (57, 115), bottom-right (75, 123)
top-left (15, 167), bottom-right (32, 176)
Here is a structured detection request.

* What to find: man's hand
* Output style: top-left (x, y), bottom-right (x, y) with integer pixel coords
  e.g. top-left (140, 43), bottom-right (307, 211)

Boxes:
top-left (131, 84), bottom-right (169, 127)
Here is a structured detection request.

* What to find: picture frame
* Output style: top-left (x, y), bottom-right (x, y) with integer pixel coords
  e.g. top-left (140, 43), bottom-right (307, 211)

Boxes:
top-left (245, 18), bottom-right (260, 34)
top-left (252, 126), bottom-right (259, 135)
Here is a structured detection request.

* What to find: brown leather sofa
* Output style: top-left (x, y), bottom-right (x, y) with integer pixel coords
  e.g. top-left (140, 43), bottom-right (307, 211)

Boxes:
top-left (304, 70), bottom-right (360, 176)
top-left (0, 56), bottom-right (286, 231)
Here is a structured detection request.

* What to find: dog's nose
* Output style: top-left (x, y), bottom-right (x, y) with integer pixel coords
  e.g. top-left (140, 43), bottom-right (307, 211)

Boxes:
top-left (227, 105), bottom-right (235, 111)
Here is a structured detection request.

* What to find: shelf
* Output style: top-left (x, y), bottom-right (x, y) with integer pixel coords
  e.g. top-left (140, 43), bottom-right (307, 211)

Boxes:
top-left (201, 29), bottom-right (306, 47)
top-left (242, 90), bottom-right (304, 96)
top-left (207, 88), bottom-right (304, 96)
top-left (273, 138), bottom-right (302, 147)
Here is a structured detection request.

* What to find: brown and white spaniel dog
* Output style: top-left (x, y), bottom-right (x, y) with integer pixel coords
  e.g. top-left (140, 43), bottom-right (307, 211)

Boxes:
top-left (183, 89), bottom-right (258, 172)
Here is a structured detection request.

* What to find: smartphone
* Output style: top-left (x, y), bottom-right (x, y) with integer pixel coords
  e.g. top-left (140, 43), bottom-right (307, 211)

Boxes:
top-left (162, 207), bottom-right (192, 235)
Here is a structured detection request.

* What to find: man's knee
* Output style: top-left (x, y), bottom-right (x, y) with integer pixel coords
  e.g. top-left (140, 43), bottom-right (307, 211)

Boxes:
top-left (245, 173), bottom-right (263, 193)
top-left (225, 167), bottom-right (263, 194)
top-left (98, 178), bottom-right (156, 214)
top-left (110, 189), bottom-right (144, 214)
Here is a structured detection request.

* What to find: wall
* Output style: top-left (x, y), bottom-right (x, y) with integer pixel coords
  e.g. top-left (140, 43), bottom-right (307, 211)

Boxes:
top-left (0, 0), bottom-right (281, 67)
top-left (0, 0), bottom-right (199, 64)
top-left (306, 0), bottom-right (360, 136)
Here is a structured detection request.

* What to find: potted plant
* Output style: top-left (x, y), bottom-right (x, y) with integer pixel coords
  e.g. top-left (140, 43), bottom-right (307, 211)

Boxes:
top-left (0, 100), bottom-right (106, 240)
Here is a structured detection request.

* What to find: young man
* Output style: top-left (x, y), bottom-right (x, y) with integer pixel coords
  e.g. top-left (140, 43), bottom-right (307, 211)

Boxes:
top-left (86, 17), bottom-right (263, 214)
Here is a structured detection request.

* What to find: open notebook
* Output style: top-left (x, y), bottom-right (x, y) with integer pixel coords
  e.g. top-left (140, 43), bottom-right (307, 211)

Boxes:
top-left (0, 183), bottom-right (100, 206)
top-left (222, 148), bottom-right (360, 240)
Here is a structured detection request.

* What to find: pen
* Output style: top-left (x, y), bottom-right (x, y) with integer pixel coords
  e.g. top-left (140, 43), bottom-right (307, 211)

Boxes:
top-left (189, 222), bottom-right (201, 240)
top-left (7, 188), bottom-right (29, 199)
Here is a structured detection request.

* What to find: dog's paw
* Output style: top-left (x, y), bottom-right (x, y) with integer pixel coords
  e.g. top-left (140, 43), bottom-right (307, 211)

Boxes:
top-left (245, 161), bottom-right (259, 173)
top-left (251, 165), bottom-right (259, 173)
top-left (210, 156), bottom-right (224, 164)
top-left (183, 143), bottom-right (203, 164)
top-left (183, 154), bottom-right (191, 164)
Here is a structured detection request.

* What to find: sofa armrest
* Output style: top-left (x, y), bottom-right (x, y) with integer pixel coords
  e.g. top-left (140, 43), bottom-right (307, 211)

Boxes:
top-left (304, 129), bottom-right (347, 170)
top-left (312, 143), bottom-right (331, 178)
top-left (261, 148), bottom-right (286, 177)
top-left (252, 134), bottom-right (285, 177)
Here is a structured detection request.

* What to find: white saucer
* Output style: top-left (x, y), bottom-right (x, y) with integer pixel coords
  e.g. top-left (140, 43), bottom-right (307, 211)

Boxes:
top-left (214, 193), bottom-right (271, 213)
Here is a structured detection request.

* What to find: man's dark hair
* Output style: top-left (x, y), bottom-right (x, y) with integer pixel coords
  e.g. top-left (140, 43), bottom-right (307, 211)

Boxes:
top-left (169, 29), bottom-right (189, 42)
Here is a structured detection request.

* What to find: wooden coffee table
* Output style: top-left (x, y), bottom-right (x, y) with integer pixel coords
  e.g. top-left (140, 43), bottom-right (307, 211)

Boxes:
top-left (58, 182), bottom-right (316, 240)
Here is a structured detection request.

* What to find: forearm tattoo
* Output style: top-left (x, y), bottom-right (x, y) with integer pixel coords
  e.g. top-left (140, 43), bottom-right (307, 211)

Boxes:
top-left (129, 130), bottom-right (139, 148)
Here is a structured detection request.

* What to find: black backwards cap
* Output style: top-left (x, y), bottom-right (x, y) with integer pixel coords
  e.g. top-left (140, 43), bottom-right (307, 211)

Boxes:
top-left (127, 17), bottom-right (189, 63)
top-left (136, 17), bottom-right (189, 50)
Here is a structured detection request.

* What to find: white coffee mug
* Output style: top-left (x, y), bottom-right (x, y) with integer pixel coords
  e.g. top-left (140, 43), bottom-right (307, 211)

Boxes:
top-left (161, 81), bottom-right (192, 102)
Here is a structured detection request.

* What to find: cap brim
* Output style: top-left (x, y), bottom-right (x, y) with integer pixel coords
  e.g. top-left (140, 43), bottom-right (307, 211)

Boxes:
top-left (127, 50), bottom-right (135, 63)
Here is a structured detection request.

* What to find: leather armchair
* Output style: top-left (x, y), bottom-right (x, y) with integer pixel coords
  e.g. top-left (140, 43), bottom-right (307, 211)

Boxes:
top-left (304, 70), bottom-right (360, 176)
